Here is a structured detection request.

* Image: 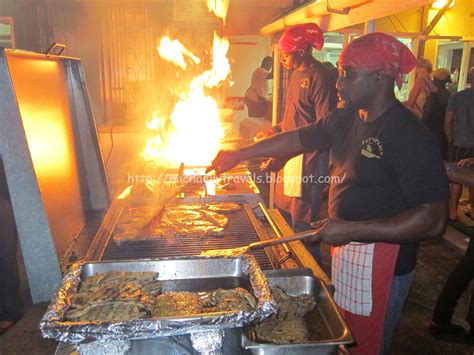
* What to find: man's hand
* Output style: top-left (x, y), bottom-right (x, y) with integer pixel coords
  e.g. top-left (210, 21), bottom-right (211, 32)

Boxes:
top-left (260, 157), bottom-right (288, 172)
top-left (310, 217), bottom-right (355, 246)
top-left (255, 129), bottom-right (274, 140)
top-left (458, 158), bottom-right (474, 168)
top-left (206, 150), bottom-right (242, 175)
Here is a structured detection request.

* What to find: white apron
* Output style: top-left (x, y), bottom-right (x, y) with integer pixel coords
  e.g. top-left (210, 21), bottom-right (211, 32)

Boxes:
top-left (283, 154), bottom-right (304, 198)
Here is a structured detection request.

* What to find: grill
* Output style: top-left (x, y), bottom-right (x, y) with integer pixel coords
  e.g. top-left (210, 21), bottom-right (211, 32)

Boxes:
top-left (99, 204), bottom-right (274, 269)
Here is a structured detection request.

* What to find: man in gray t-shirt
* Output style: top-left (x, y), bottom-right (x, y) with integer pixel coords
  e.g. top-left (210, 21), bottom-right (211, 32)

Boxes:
top-left (444, 67), bottom-right (474, 220)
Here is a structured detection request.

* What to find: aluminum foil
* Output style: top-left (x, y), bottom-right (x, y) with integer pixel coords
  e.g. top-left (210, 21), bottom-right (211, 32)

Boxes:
top-left (39, 255), bottom-right (277, 347)
top-left (190, 330), bottom-right (224, 353)
top-left (77, 339), bottom-right (131, 355)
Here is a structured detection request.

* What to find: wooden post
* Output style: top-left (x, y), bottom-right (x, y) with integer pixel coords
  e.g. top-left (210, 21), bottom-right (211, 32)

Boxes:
top-left (458, 41), bottom-right (472, 91)
top-left (364, 20), bottom-right (375, 34)
top-left (407, 37), bottom-right (421, 93)
top-left (269, 45), bottom-right (281, 209)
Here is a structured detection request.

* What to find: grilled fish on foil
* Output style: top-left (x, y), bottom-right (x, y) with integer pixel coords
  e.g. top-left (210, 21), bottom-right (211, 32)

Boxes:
top-left (64, 269), bottom-right (259, 322)
top-left (151, 288), bottom-right (257, 317)
top-left (153, 292), bottom-right (204, 317)
top-left (65, 271), bottom-right (161, 322)
top-left (66, 300), bottom-right (151, 322)
top-left (40, 256), bottom-right (277, 346)
top-left (201, 288), bottom-right (256, 312)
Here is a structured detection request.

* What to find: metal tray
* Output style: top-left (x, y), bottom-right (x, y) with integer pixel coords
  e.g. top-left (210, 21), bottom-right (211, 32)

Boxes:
top-left (40, 255), bottom-right (276, 344)
top-left (241, 268), bottom-right (353, 355)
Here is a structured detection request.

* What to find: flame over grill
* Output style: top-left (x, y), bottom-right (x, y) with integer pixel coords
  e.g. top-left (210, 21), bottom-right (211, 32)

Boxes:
top-left (142, 0), bottom-right (232, 168)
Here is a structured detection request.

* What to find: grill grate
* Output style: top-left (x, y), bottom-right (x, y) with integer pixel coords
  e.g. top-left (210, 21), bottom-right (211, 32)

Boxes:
top-left (101, 205), bottom-right (273, 269)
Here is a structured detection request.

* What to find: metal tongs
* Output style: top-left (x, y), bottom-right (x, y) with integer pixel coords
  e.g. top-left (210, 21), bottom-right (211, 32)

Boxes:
top-left (200, 228), bottom-right (321, 257)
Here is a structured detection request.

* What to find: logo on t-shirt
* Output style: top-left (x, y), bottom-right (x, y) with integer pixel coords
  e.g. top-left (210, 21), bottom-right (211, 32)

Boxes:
top-left (361, 138), bottom-right (384, 159)
top-left (300, 78), bottom-right (310, 89)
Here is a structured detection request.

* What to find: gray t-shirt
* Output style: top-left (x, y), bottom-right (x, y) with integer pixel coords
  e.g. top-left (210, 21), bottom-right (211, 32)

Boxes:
top-left (446, 88), bottom-right (474, 147)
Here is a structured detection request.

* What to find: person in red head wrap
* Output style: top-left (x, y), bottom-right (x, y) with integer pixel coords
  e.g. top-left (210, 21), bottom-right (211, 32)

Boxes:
top-left (278, 22), bottom-right (324, 52)
top-left (336, 32), bottom-right (417, 111)
top-left (208, 32), bottom-right (448, 354)
top-left (255, 23), bottom-right (338, 265)
top-left (339, 32), bottom-right (417, 89)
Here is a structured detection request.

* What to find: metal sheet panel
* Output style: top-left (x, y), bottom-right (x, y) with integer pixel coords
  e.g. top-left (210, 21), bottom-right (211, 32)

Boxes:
top-left (0, 49), bottom-right (62, 302)
top-left (6, 52), bottom-right (87, 257)
top-left (0, 48), bottom-right (110, 302)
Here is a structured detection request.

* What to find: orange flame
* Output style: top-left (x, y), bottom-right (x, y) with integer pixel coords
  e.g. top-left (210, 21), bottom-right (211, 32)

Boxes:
top-left (157, 36), bottom-right (201, 70)
top-left (191, 32), bottom-right (230, 90)
top-left (207, 0), bottom-right (230, 23)
top-left (143, 32), bottom-right (231, 167)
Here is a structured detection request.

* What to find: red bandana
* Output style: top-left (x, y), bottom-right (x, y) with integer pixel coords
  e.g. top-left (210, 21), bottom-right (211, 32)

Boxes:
top-left (339, 32), bottom-right (417, 89)
top-left (278, 23), bottom-right (324, 52)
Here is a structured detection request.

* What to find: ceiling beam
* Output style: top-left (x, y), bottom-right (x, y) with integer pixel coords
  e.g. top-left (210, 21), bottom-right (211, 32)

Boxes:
top-left (260, 0), bottom-right (371, 34)
top-left (421, 0), bottom-right (454, 35)
top-left (261, 0), bottom-right (435, 35)
top-left (418, 35), bottom-right (461, 40)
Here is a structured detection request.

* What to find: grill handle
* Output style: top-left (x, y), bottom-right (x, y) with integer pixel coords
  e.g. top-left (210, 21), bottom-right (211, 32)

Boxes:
top-left (251, 202), bottom-right (293, 264)
top-left (246, 229), bottom-right (319, 250)
top-left (251, 202), bottom-right (332, 288)
top-left (45, 43), bottom-right (66, 57)
top-left (252, 202), bottom-right (291, 241)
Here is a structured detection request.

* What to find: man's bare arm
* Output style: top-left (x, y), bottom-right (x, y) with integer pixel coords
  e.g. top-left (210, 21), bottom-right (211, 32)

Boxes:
top-left (459, 158), bottom-right (474, 168)
top-left (444, 111), bottom-right (455, 144)
top-left (207, 130), bottom-right (307, 174)
top-left (315, 201), bottom-right (448, 246)
top-left (404, 79), bottom-right (423, 108)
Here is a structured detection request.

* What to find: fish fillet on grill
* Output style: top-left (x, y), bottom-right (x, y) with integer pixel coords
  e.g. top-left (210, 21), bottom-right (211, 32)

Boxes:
top-left (157, 207), bottom-right (227, 237)
top-left (206, 202), bottom-right (241, 213)
top-left (113, 207), bottom-right (163, 244)
top-left (112, 203), bottom-right (240, 243)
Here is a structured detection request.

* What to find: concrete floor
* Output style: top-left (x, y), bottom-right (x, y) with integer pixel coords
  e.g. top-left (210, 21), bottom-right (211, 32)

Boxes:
top-left (0, 303), bottom-right (57, 354)
top-left (391, 239), bottom-right (473, 355)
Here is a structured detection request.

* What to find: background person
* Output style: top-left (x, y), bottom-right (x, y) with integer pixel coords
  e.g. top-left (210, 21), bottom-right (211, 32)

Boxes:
top-left (255, 23), bottom-right (337, 263)
top-left (240, 56), bottom-right (273, 139)
top-left (430, 157), bottom-right (474, 345)
top-left (444, 67), bottom-right (474, 221)
top-left (422, 68), bottom-right (453, 160)
top-left (405, 58), bottom-right (436, 118)
top-left (243, 56), bottom-right (273, 119)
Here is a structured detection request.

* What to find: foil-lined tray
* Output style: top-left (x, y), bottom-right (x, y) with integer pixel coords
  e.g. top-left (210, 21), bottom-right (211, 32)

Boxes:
top-left (40, 255), bottom-right (276, 344)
